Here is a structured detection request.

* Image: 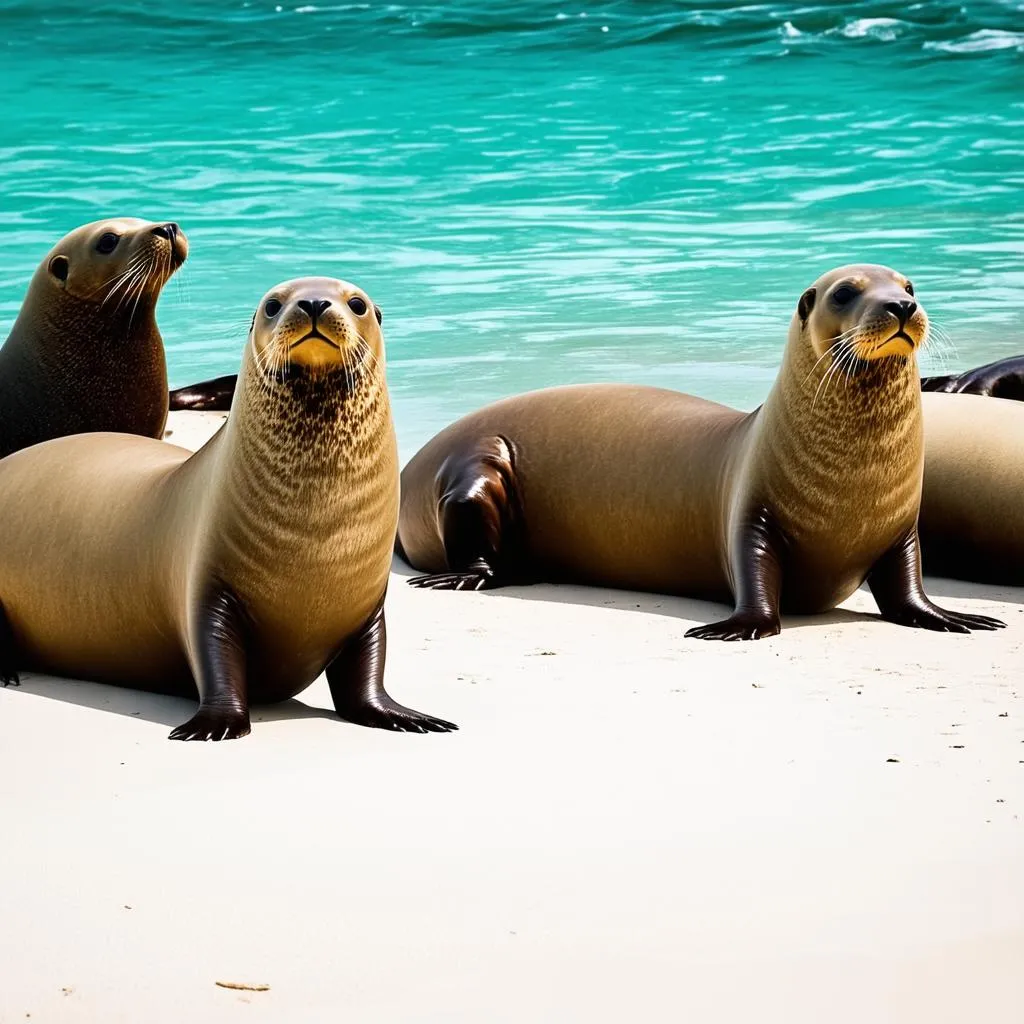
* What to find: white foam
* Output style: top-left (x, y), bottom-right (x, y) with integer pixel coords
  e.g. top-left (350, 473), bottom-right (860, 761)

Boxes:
top-left (841, 17), bottom-right (904, 41)
top-left (926, 29), bottom-right (1024, 53)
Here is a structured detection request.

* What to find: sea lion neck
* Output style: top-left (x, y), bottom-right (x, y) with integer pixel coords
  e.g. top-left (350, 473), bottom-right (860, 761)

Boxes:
top-left (15, 274), bottom-right (160, 374)
top-left (750, 319), bottom-right (924, 534)
top-left (211, 352), bottom-right (395, 521)
top-left (764, 319), bottom-right (923, 446)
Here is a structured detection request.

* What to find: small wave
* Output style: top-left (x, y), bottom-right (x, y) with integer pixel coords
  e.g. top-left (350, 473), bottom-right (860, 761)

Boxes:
top-left (925, 29), bottom-right (1024, 54)
top-left (839, 17), bottom-right (905, 41)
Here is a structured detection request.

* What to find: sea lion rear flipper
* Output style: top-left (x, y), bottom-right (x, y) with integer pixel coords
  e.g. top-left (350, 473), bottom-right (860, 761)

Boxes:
top-left (406, 435), bottom-right (520, 592)
top-left (169, 585), bottom-right (252, 741)
top-left (685, 507), bottom-right (783, 642)
top-left (921, 356), bottom-right (1024, 401)
top-left (868, 529), bottom-right (1006, 632)
top-left (326, 602), bottom-right (457, 733)
top-left (168, 374), bottom-right (238, 412)
top-left (0, 601), bottom-right (20, 687)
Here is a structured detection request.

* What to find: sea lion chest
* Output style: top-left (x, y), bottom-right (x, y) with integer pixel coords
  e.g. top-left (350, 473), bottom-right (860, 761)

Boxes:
top-left (200, 403), bottom-right (399, 700)
top-left (743, 381), bottom-right (924, 613)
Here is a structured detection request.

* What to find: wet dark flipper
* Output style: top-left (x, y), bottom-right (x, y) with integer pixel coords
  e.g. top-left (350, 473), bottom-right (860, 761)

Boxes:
top-left (686, 506), bottom-right (783, 641)
top-left (921, 356), bottom-right (1024, 401)
top-left (326, 602), bottom-right (456, 733)
top-left (410, 434), bottom-right (522, 592)
top-left (869, 529), bottom-right (1005, 632)
top-left (170, 584), bottom-right (251, 741)
top-left (168, 374), bottom-right (238, 412)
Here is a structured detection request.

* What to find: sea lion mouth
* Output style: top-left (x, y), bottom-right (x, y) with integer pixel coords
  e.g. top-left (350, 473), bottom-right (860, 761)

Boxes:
top-left (290, 330), bottom-right (341, 350)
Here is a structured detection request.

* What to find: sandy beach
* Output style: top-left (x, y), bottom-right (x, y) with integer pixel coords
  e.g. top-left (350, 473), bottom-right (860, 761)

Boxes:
top-left (1, 410), bottom-right (1022, 1023)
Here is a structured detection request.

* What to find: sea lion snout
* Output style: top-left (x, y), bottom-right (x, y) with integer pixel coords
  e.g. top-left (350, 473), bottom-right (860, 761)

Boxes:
top-left (150, 221), bottom-right (189, 267)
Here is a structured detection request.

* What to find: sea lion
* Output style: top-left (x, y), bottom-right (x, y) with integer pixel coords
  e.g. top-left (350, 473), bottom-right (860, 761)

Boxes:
top-left (397, 264), bottom-right (1004, 638)
top-left (169, 373), bottom-right (238, 411)
top-left (921, 355), bottom-right (1024, 402)
top-left (0, 277), bottom-right (455, 740)
top-left (918, 391), bottom-right (1024, 584)
top-left (0, 218), bottom-right (187, 458)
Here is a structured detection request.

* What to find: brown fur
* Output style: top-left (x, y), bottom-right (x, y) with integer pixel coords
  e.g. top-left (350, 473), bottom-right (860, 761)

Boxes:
top-left (0, 277), bottom-right (397, 707)
top-left (0, 217), bottom-right (187, 457)
top-left (399, 265), bottom-right (1000, 637)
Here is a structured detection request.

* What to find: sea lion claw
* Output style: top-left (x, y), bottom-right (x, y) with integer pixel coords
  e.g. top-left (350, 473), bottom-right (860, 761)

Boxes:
top-left (408, 570), bottom-right (494, 591)
top-left (686, 613), bottom-right (781, 642)
top-left (168, 706), bottom-right (251, 742)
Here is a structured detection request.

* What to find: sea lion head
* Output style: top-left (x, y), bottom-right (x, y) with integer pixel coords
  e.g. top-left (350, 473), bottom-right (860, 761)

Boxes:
top-left (796, 263), bottom-right (927, 366)
top-left (42, 217), bottom-right (188, 307)
top-left (249, 276), bottom-right (385, 385)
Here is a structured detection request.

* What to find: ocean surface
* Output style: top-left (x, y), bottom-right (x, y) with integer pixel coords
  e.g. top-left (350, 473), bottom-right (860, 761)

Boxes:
top-left (2, 0), bottom-right (1022, 458)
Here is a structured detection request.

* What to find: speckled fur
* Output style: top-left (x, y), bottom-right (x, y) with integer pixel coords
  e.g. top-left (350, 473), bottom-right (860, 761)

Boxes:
top-left (0, 277), bottom-right (397, 704)
top-left (0, 217), bottom-right (185, 457)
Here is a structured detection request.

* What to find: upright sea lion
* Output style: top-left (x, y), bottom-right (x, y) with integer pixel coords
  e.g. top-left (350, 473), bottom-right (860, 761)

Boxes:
top-left (0, 218), bottom-right (187, 458)
top-left (0, 277), bottom-right (455, 741)
top-left (397, 264), bottom-right (1003, 638)
top-left (921, 355), bottom-right (1024, 402)
top-left (918, 391), bottom-right (1024, 584)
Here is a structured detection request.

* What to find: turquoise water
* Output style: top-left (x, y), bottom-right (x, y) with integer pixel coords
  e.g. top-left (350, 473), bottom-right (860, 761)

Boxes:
top-left (2, 1), bottom-right (1022, 458)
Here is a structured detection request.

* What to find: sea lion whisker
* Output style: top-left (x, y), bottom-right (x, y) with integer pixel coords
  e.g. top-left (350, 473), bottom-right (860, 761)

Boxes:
top-left (802, 329), bottom-right (860, 388)
top-left (109, 268), bottom-right (147, 316)
top-left (812, 339), bottom-right (856, 408)
top-left (98, 256), bottom-right (150, 306)
top-left (93, 252), bottom-right (147, 291)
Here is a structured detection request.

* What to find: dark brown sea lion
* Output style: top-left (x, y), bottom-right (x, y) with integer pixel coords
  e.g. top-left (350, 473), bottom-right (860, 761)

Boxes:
top-left (921, 355), bottom-right (1024, 402)
top-left (0, 217), bottom-right (187, 458)
top-left (0, 277), bottom-right (455, 740)
top-left (397, 264), bottom-right (1003, 638)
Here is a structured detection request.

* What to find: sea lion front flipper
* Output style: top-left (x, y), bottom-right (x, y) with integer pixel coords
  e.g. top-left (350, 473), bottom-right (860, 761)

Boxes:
top-left (868, 529), bottom-right (1006, 632)
top-left (405, 435), bottom-right (520, 592)
top-left (169, 585), bottom-right (252, 741)
top-left (326, 602), bottom-right (457, 734)
top-left (0, 601), bottom-right (21, 687)
top-left (686, 507), bottom-right (783, 642)
top-left (168, 374), bottom-right (238, 412)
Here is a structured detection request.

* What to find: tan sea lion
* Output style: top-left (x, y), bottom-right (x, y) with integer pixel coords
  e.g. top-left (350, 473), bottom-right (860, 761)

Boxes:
top-left (0, 276), bottom-right (455, 740)
top-left (0, 217), bottom-right (188, 458)
top-left (919, 391), bottom-right (1024, 584)
top-left (397, 264), bottom-right (1003, 638)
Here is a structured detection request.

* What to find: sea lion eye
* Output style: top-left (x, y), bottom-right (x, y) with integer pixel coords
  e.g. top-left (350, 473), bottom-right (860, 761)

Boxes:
top-left (347, 296), bottom-right (368, 316)
top-left (264, 298), bottom-right (282, 317)
top-left (905, 282), bottom-right (915, 296)
top-left (831, 284), bottom-right (858, 306)
top-left (96, 232), bottom-right (120, 254)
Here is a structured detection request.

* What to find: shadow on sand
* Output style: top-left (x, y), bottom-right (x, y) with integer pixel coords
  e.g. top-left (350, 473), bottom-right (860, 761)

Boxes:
top-left (6, 675), bottom-right (337, 731)
top-left (392, 555), bottom-right (1020, 631)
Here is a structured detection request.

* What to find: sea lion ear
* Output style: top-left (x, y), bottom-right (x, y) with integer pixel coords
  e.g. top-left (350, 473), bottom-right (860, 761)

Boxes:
top-left (49, 255), bottom-right (70, 285)
top-left (798, 287), bottom-right (816, 323)
top-left (373, 303), bottom-right (383, 325)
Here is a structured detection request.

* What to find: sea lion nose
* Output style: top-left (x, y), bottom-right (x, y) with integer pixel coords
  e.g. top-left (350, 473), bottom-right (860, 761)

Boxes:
top-left (151, 222), bottom-right (179, 241)
top-left (884, 299), bottom-right (917, 327)
top-left (297, 299), bottom-right (332, 321)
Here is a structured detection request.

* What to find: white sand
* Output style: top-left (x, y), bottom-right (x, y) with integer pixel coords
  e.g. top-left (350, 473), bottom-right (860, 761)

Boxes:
top-left (1, 411), bottom-right (1022, 1023)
